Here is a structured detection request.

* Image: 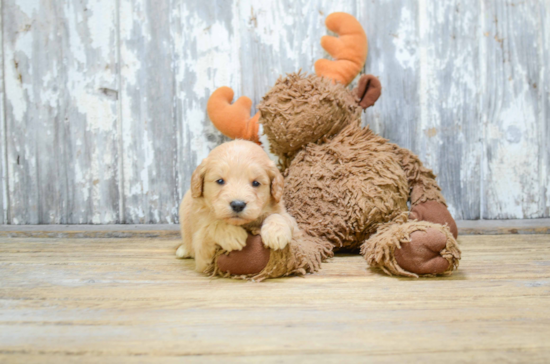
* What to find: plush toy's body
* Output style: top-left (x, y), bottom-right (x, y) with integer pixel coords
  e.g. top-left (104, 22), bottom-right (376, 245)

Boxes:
top-left (201, 12), bottom-right (461, 279)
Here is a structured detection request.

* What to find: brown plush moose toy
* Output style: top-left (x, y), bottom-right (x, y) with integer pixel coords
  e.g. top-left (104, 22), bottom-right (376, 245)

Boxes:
top-left (203, 12), bottom-right (460, 280)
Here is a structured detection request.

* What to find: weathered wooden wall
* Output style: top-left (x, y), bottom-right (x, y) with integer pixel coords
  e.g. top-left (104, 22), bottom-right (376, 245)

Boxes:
top-left (1, 0), bottom-right (549, 224)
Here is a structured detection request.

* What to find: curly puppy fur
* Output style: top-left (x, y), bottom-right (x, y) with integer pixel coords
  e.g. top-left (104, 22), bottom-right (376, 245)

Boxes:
top-left (176, 140), bottom-right (297, 273)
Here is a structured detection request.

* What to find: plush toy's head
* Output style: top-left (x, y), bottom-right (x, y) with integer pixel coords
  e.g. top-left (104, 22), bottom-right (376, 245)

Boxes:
top-left (258, 72), bottom-right (361, 161)
top-left (206, 12), bottom-right (381, 160)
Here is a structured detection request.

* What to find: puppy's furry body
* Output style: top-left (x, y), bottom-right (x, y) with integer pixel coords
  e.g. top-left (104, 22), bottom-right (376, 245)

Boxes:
top-left (176, 140), bottom-right (297, 272)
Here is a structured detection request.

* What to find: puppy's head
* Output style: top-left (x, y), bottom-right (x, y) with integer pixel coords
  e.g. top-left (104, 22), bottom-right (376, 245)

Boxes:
top-left (191, 140), bottom-right (283, 225)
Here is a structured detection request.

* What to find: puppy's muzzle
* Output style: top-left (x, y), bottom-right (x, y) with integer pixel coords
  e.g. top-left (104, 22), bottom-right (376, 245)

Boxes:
top-left (230, 200), bottom-right (247, 213)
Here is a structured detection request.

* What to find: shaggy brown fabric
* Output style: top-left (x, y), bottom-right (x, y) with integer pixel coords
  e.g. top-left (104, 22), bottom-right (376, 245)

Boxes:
top-left (283, 123), bottom-right (409, 250)
top-left (258, 72), bottom-right (361, 168)
top-left (410, 200), bottom-right (458, 239)
top-left (361, 218), bottom-right (461, 278)
top-left (353, 74), bottom-right (382, 109)
top-left (206, 70), bottom-right (461, 279)
top-left (392, 146), bottom-right (446, 207)
top-left (208, 229), bottom-right (333, 282)
top-left (216, 234), bottom-right (271, 275)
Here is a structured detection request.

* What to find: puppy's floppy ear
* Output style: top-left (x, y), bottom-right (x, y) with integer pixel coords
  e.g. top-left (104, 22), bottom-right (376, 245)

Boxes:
top-left (267, 164), bottom-right (284, 203)
top-left (191, 159), bottom-right (208, 198)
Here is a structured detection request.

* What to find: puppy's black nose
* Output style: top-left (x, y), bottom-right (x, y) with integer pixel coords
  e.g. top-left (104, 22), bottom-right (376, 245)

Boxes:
top-left (230, 200), bottom-right (247, 213)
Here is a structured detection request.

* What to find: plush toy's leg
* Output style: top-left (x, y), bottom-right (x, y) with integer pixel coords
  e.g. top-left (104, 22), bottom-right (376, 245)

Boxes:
top-left (361, 219), bottom-right (461, 278)
top-left (207, 231), bottom-right (333, 281)
top-left (392, 146), bottom-right (459, 238)
top-left (410, 199), bottom-right (458, 239)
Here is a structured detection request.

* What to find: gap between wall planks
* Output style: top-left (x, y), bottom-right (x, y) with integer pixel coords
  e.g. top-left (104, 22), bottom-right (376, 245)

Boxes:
top-left (1, 0), bottom-right (549, 224)
top-left (0, 218), bottom-right (549, 238)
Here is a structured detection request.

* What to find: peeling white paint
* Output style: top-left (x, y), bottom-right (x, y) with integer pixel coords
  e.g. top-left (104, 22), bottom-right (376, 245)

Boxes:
top-left (1, 0), bottom-right (548, 223)
top-left (4, 52), bottom-right (28, 123)
top-left (393, 6), bottom-right (417, 71)
top-left (488, 88), bottom-right (539, 218)
top-left (86, 1), bottom-right (117, 60)
top-left (4, 0), bottom-right (121, 224)
top-left (0, 10), bottom-right (7, 224)
top-left (64, 2), bottom-right (87, 65)
top-left (16, 0), bottom-right (40, 17)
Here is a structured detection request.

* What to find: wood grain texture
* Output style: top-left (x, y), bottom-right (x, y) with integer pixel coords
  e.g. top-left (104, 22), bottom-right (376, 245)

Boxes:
top-left (0, 0), bottom-right (6, 225)
top-left (118, 0), bottom-right (178, 223)
top-left (481, 1), bottom-right (549, 219)
top-left (3, 1), bottom-right (120, 224)
top-left (545, 2), bottom-right (550, 219)
top-left (1, 0), bottom-right (549, 223)
top-left (0, 234), bottom-right (549, 362)
top-left (417, 0), bottom-right (482, 220)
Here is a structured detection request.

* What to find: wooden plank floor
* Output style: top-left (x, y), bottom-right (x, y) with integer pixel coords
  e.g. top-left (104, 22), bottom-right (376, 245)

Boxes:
top-left (1, 235), bottom-right (549, 363)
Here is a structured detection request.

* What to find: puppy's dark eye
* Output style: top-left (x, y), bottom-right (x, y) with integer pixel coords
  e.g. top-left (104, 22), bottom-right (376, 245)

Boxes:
top-left (252, 181), bottom-right (260, 187)
top-left (216, 179), bottom-right (225, 185)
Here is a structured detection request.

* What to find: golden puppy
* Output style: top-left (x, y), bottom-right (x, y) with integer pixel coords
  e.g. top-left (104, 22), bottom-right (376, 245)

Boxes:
top-left (176, 140), bottom-right (297, 273)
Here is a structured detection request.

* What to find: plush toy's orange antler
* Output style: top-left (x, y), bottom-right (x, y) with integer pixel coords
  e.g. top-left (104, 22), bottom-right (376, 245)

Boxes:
top-left (206, 87), bottom-right (260, 143)
top-left (314, 12), bottom-right (368, 86)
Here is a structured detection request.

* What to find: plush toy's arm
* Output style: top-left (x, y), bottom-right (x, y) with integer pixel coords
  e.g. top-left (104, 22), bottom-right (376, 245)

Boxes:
top-left (392, 146), bottom-right (458, 238)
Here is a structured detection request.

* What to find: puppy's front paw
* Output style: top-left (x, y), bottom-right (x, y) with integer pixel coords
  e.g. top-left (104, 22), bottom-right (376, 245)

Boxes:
top-left (216, 226), bottom-right (248, 252)
top-left (261, 214), bottom-right (292, 250)
top-left (176, 244), bottom-right (192, 259)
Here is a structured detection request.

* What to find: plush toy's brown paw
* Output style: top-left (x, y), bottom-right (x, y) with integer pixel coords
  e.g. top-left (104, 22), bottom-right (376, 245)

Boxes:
top-left (410, 201), bottom-right (458, 239)
top-left (217, 234), bottom-right (270, 275)
top-left (362, 220), bottom-right (461, 277)
top-left (394, 228), bottom-right (451, 275)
